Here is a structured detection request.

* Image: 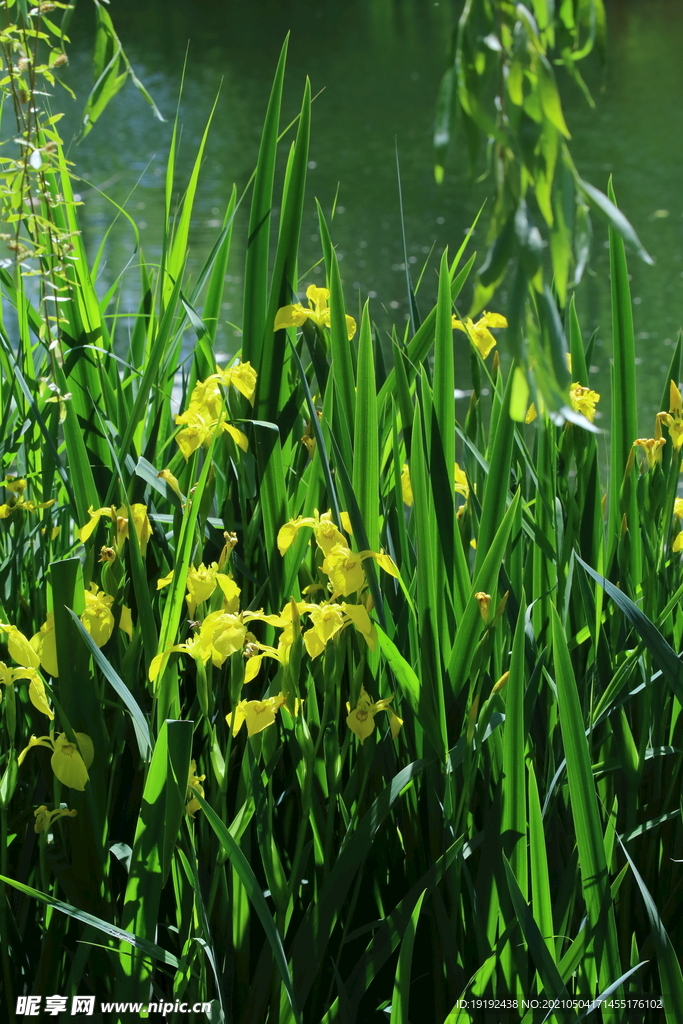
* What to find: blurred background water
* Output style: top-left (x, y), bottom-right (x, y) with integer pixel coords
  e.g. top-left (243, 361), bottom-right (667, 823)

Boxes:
top-left (57, 0), bottom-right (683, 431)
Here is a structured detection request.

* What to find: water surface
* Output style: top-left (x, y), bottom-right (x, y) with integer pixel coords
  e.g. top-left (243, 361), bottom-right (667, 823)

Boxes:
top-left (59, 0), bottom-right (683, 430)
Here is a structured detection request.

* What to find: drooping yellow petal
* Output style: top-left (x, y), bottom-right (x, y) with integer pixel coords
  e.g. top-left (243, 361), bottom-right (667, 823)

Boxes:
top-left (344, 315), bottom-right (357, 340)
top-left (51, 732), bottom-right (94, 790)
top-left (216, 573), bottom-right (241, 610)
top-left (244, 654), bottom-right (264, 683)
top-left (314, 512), bottom-right (348, 556)
top-left (340, 511), bottom-right (353, 535)
top-left (388, 708), bottom-right (403, 739)
top-left (31, 613), bottom-right (58, 677)
top-left (360, 550), bottom-right (400, 578)
top-left (1, 623), bottom-right (41, 669)
top-left (119, 605), bottom-right (133, 639)
top-left (78, 506), bottom-right (115, 544)
top-left (157, 570), bottom-right (174, 590)
top-left (18, 734), bottom-right (53, 766)
top-left (276, 516), bottom-right (315, 555)
top-left (479, 312), bottom-right (508, 329)
top-left (158, 468), bottom-right (183, 498)
top-left (27, 672), bottom-right (54, 720)
top-left (217, 361), bottom-right (258, 403)
top-left (341, 603), bottom-right (377, 651)
top-left (221, 422), bottom-right (249, 452)
top-left (346, 703), bottom-right (375, 743)
top-left (274, 303), bottom-right (310, 331)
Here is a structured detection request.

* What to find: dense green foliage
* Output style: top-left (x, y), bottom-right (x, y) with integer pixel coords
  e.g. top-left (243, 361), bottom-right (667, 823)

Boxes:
top-left (0, 9), bottom-right (682, 1024)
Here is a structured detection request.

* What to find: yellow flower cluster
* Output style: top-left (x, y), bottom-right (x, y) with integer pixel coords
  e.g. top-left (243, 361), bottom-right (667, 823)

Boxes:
top-left (173, 361), bottom-right (257, 461)
top-left (275, 285), bottom-right (356, 341)
top-left (2, 583), bottom-right (129, 688)
top-left (277, 509), bottom-right (399, 601)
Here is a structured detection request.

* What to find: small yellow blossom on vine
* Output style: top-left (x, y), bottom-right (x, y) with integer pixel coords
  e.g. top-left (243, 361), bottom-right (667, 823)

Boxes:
top-left (346, 686), bottom-right (402, 744)
top-left (18, 731), bottom-right (94, 790)
top-left (452, 311), bottom-right (507, 359)
top-left (34, 804), bottom-right (77, 833)
top-left (226, 692), bottom-right (287, 738)
top-left (275, 285), bottom-right (356, 340)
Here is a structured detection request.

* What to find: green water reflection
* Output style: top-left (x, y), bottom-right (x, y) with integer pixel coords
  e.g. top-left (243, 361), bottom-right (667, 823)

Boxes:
top-left (61, 0), bottom-right (683, 430)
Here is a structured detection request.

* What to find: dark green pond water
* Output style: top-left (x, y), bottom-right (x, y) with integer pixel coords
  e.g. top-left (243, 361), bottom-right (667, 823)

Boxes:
top-left (60, 0), bottom-right (683, 432)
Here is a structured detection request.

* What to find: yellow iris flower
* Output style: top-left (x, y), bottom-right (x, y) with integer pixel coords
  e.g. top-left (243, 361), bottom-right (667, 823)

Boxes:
top-left (400, 463), bottom-right (469, 507)
top-left (78, 503), bottom-right (152, 555)
top-left (149, 608), bottom-right (274, 683)
top-left (27, 585), bottom-right (117, 677)
top-left (672, 497), bottom-right (683, 552)
top-left (321, 544), bottom-right (399, 599)
top-left (452, 311), bottom-right (507, 359)
top-left (301, 600), bottom-right (378, 658)
top-left (657, 381), bottom-right (683, 449)
top-left (173, 364), bottom-right (255, 460)
top-left (157, 562), bottom-right (240, 618)
top-left (277, 508), bottom-right (353, 557)
top-left (186, 760), bottom-right (206, 817)
top-left (569, 383), bottom-right (601, 423)
top-left (346, 686), bottom-right (402, 744)
top-left (274, 285), bottom-right (357, 340)
top-left (633, 437), bottom-right (666, 471)
top-left (0, 660), bottom-right (53, 719)
top-left (226, 692), bottom-right (287, 738)
top-left (208, 361), bottom-right (257, 403)
top-left (0, 476), bottom-right (55, 519)
top-left (18, 730), bottom-right (94, 790)
top-left (34, 804), bottom-right (77, 833)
